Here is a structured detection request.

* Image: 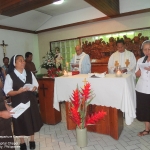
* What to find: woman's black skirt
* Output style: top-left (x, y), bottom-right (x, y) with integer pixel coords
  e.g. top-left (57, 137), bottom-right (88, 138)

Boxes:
top-left (136, 91), bottom-right (150, 122)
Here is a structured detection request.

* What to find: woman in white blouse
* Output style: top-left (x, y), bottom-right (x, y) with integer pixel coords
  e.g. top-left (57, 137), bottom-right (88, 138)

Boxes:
top-left (4, 55), bottom-right (43, 150)
top-left (135, 40), bottom-right (150, 136)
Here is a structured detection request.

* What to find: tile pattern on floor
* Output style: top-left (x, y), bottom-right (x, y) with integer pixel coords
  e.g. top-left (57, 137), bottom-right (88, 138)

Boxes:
top-left (15, 103), bottom-right (150, 150)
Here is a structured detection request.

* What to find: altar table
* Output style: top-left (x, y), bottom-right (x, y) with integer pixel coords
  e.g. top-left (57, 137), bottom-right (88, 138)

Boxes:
top-left (54, 74), bottom-right (136, 139)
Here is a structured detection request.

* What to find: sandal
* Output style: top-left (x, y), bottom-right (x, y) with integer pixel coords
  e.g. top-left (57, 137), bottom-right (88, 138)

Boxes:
top-left (138, 130), bottom-right (150, 136)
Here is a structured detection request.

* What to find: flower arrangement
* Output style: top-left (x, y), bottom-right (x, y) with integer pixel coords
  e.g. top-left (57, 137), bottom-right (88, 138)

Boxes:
top-left (69, 81), bottom-right (106, 129)
top-left (41, 51), bottom-right (64, 78)
top-left (41, 51), bottom-right (56, 69)
top-left (47, 68), bottom-right (63, 78)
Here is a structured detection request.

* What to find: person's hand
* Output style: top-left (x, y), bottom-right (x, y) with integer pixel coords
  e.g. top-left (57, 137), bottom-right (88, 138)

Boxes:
top-left (5, 102), bottom-right (13, 111)
top-left (31, 86), bottom-right (37, 92)
top-left (18, 87), bottom-right (29, 94)
top-left (121, 69), bottom-right (127, 73)
top-left (113, 68), bottom-right (117, 73)
top-left (0, 110), bottom-right (14, 119)
top-left (72, 64), bottom-right (79, 68)
top-left (144, 66), bottom-right (150, 72)
top-left (32, 70), bottom-right (37, 74)
top-left (136, 69), bottom-right (141, 77)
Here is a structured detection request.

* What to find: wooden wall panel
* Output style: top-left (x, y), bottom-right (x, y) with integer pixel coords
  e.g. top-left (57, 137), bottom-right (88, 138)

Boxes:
top-left (0, 0), bottom-right (58, 16)
top-left (84, 0), bottom-right (120, 16)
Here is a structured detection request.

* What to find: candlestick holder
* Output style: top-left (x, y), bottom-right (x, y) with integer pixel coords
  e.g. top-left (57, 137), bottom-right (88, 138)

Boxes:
top-left (63, 67), bottom-right (68, 77)
top-left (115, 66), bottom-right (122, 77)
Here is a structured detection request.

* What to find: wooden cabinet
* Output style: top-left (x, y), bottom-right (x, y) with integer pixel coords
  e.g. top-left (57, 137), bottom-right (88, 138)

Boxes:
top-left (38, 78), bottom-right (61, 125)
top-left (91, 58), bottom-right (108, 73)
top-left (91, 63), bottom-right (108, 73)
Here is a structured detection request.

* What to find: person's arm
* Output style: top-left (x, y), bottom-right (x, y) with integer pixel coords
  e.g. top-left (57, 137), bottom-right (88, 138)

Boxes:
top-left (32, 62), bottom-right (37, 74)
top-left (0, 111), bottom-right (13, 119)
top-left (135, 69), bottom-right (141, 77)
top-left (2, 68), bottom-right (6, 78)
top-left (5, 101), bottom-right (12, 111)
top-left (7, 88), bottom-right (28, 96)
top-left (4, 74), bottom-right (28, 96)
top-left (108, 54), bottom-right (115, 73)
top-left (135, 59), bottom-right (141, 77)
top-left (81, 54), bottom-right (91, 74)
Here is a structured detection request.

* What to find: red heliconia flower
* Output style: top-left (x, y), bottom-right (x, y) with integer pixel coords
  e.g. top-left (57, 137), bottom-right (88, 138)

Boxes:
top-left (70, 89), bottom-right (80, 109)
top-left (85, 111), bottom-right (107, 127)
top-left (69, 82), bottom-right (106, 129)
top-left (70, 107), bottom-right (81, 126)
top-left (81, 83), bottom-right (91, 100)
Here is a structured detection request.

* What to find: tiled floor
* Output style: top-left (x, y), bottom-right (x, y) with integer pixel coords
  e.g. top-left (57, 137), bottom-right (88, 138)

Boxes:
top-left (15, 103), bottom-right (150, 150)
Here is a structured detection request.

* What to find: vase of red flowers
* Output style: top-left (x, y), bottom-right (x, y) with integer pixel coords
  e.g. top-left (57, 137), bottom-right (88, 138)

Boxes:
top-left (69, 81), bottom-right (106, 147)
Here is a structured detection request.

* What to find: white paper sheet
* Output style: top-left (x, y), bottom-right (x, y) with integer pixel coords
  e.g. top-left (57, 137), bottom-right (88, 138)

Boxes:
top-left (10, 101), bottom-right (30, 119)
top-left (139, 63), bottom-right (150, 70)
top-left (23, 84), bottom-right (34, 91)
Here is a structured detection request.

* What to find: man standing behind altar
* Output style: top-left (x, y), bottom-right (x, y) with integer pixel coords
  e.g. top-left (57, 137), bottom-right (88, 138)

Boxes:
top-left (71, 45), bottom-right (91, 74)
top-left (108, 40), bottom-right (136, 76)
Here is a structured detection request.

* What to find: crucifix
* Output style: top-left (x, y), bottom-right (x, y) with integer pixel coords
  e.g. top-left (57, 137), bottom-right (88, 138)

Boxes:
top-left (82, 78), bottom-right (88, 85)
top-left (125, 59), bottom-right (130, 67)
top-left (114, 61), bottom-right (119, 67)
top-left (40, 84), bottom-right (48, 97)
top-left (0, 40), bottom-right (8, 57)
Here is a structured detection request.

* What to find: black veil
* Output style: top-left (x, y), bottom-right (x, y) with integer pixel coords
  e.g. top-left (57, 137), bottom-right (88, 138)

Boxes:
top-left (7, 55), bottom-right (16, 74)
top-left (7, 55), bottom-right (23, 74)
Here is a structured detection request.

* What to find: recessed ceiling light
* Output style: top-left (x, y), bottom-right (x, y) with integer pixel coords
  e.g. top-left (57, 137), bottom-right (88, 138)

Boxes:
top-left (53, 0), bottom-right (64, 5)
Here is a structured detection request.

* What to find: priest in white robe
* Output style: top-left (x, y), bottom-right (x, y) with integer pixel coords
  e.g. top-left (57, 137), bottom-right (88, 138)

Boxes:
top-left (108, 40), bottom-right (136, 77)
top-left (71, 45), bottom-right (91, 74)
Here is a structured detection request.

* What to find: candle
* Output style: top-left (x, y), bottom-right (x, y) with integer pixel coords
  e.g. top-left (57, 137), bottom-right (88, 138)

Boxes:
top-left (64, 70), bottom-right (68, 76)
top-left (116, 70), bottom-right (122, 77)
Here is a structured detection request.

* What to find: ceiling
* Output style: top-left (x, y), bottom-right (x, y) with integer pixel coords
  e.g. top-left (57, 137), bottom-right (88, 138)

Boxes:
top-left (36, 0), bottom-right (91, 16)
top-left (0, 0), bottom-right (150, 33)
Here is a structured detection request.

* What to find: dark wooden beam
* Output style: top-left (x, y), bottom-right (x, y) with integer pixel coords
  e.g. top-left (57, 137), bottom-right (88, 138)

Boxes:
top-left (84, 0), bottom-right (120, 16)
top-left (0, 25), bottom-right (36, 34)
top-left (0, 0), bottom-right (58, 16)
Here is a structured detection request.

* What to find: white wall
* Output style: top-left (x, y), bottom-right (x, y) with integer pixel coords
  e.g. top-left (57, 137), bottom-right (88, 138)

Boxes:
top-left (38, 12), bottom-right (150, 73)
top-left (0, 29), bottom-right (40, 73)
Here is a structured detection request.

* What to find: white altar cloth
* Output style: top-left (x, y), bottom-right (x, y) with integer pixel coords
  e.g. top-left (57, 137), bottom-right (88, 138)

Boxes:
top-left (54, 74), bottom-right (136, 125)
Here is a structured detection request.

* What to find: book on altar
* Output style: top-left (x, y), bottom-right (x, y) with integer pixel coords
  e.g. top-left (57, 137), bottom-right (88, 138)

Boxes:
top-left (10, 101), bottom-right (30, 119)
top-left (88, 72), bottom-right (106, 78)
top-left (23, 84), bottom-right (34, 91)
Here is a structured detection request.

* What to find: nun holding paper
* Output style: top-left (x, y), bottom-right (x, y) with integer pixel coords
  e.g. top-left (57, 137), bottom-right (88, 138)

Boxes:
top-left (4, 54), bottom-right (43, 150)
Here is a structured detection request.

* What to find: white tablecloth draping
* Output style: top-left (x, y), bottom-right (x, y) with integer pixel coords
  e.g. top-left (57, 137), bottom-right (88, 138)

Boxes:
top-left (54, 74), bottom-right (136, 125)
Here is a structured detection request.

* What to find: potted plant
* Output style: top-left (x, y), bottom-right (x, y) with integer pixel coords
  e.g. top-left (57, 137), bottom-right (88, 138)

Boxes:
top-left (69, 81), bottom-right (106, 147)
